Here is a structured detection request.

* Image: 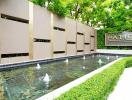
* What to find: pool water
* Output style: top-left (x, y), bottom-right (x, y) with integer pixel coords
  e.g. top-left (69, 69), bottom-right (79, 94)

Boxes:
top-left (0, 54), bottom-right (120, 100)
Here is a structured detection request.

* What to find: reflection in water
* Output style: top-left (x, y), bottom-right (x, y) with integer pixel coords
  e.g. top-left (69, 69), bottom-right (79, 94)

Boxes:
top-left (0, 54), bottom-right (120, 100)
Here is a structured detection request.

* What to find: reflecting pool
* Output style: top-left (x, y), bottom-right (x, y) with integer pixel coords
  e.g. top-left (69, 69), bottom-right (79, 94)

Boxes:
top-left (0, 54), bottom-right (120, 100)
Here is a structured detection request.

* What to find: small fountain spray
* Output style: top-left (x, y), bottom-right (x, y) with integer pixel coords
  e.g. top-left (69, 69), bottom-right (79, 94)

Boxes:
top-left (36, 64), bottom-right (41, 70)
top-left (64, 58), bottom-right (69, 64)
top-left (43, 73), bottom-right (50, 83)
top-left (83, 56), bottom-right (86, 60)
top-left (107, 56), bottom-right (110, 60)
top-left (98, 59), bottom-right (103, 65)
top-left (116, 55), bottom-right (119, 59)
top-left (82, 66), bottom-right (86, 69)
top-left (43, 73), bottom-right (50, 87)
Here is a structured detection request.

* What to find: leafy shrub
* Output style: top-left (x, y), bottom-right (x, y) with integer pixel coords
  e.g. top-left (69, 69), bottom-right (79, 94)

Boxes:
top-left (97, 29), bottom-right (106, 49)
top-left (48, 0), bottom-right (67, 17)
top-left (30, 0), bottom-right (46, 7)
top-left (125, 57), bottom-right (132, 68)
top-left (30, 0), bottom-right (67, 17)
top-left (56, 57), bottom-right (132, 100)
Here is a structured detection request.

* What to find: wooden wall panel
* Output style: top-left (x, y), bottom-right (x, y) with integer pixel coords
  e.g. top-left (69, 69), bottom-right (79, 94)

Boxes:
top-left (52, 15), bottom-right (66, 57)
top-left (32, 5), bottom-right (52, 60)
top-left (94, 30), bottom-right (97, 52)
top-left (84, 25), bottom-right (91, 43)
top-left (77, 35), bottom-right (84, 50)
top-left (0, 19), bottom-right (29, 64)
top-left (33, 43), bottom-right (51, 59)
top-left (77, 21), bottom-right (84, 33)
top-left (53, 54), bottom-right (66, 58)
top-left (53, 30), bottom-right (66, 51)
top-left (1, 57), bottom-right (29, 64)
top-left (66, 18), bottom-right (77, 56)
top-left (90, 27), bottom-right (96, 53)
top-left (84, 45), bottom-right (90, 54)
top-left (0, 19), bottom-right (29, 54)
top-left (76, 22), bottom-right (84, 55)
top-left (0, 0), bottom-right (29, 19)
top-left (66, 18), bottom-right (76, 42)
top-left (0, 18), bottom-right (1, 63)
top-left (90, 27), bottom-right (95, 36)
top-left (33, 5), bottom-right (51, 39)
top-left (0, 0), bottom-right (29, 64)
top-left (91, 37), bottom-right (95, 52)
top-left (53, 14), bottom-right (65, 28)
top-left (67, 44), bottom-right (76, 56)
top-left (83, 25), bottom-right (91, 54)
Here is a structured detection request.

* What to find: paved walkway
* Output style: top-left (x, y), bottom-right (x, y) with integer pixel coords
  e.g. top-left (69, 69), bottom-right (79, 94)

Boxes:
top-left (108, 68), bottom-right (132, 100)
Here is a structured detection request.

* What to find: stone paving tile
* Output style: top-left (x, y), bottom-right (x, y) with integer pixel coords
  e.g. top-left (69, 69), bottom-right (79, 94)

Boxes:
top-left (108, 68), bottom-right (132, 100)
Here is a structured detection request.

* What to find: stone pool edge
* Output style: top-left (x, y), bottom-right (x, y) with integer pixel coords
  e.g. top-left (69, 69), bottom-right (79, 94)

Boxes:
top-left (0, 54), bottom-right (95, 69)
top-left (36, 57), bottom-right (123, 100)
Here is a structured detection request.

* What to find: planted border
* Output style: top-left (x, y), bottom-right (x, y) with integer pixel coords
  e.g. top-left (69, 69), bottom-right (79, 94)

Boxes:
top-left (56, 57), bottom-right (132, 100)
top-left (125, 57), bottom-right (132, 68)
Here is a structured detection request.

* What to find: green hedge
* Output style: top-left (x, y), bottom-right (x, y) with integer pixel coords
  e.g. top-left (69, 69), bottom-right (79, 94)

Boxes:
top-left (125, 57), bottom-right (132, 68)
top-left (56, 57), bottom-right (132, 100)
top-left (97, 29), bottom-right (106, 49)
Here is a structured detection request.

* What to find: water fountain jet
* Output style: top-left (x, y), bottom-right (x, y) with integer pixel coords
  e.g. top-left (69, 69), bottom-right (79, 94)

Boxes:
top-left (43, 73), bottom-right (50, 83)
top-left (98, 59), bottom-right (103, 65)
top-left (107, 56), bottom-right (110, 60)
top-left (36, 64), bottom-right (41, 70)
top-left (83, 56), bottom-right (86, 60)
top-left (116, 55), bottom-right (119, 59)
top-left (64, 59), bottom-right (69, 64)
top-left (82, 66), bottom-right (86, 69)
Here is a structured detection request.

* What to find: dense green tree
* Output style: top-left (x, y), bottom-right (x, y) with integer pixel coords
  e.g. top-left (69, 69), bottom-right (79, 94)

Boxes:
top-left (48, 0), bottom-right (67, 17)
top-left (31, 0), bottom-right (46, 7)
top-left (30, 0), bottom-right (132, 32)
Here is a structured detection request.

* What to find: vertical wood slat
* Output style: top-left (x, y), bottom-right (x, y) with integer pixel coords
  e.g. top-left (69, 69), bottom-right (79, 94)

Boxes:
top-left (29, 2), bottom-right (34, 60)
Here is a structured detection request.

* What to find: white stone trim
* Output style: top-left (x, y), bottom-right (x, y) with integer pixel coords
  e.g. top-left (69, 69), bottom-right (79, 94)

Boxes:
top-left (36, 58), bottom-right (123, 100)
top-left (97, 49), bottom-right (132, 55)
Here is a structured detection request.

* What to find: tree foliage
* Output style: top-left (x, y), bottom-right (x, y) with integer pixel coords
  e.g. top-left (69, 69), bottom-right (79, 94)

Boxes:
top-left (48, 0), bottom-right (67, 17)
top-left (30, 0), bottom-right (132, 32)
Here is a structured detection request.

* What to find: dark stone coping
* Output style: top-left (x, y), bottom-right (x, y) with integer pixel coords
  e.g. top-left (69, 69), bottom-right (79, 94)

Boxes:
top-left (0, 54), bottom-right (94, 70)
top-left (0, 53), bottom-right (131, 71)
